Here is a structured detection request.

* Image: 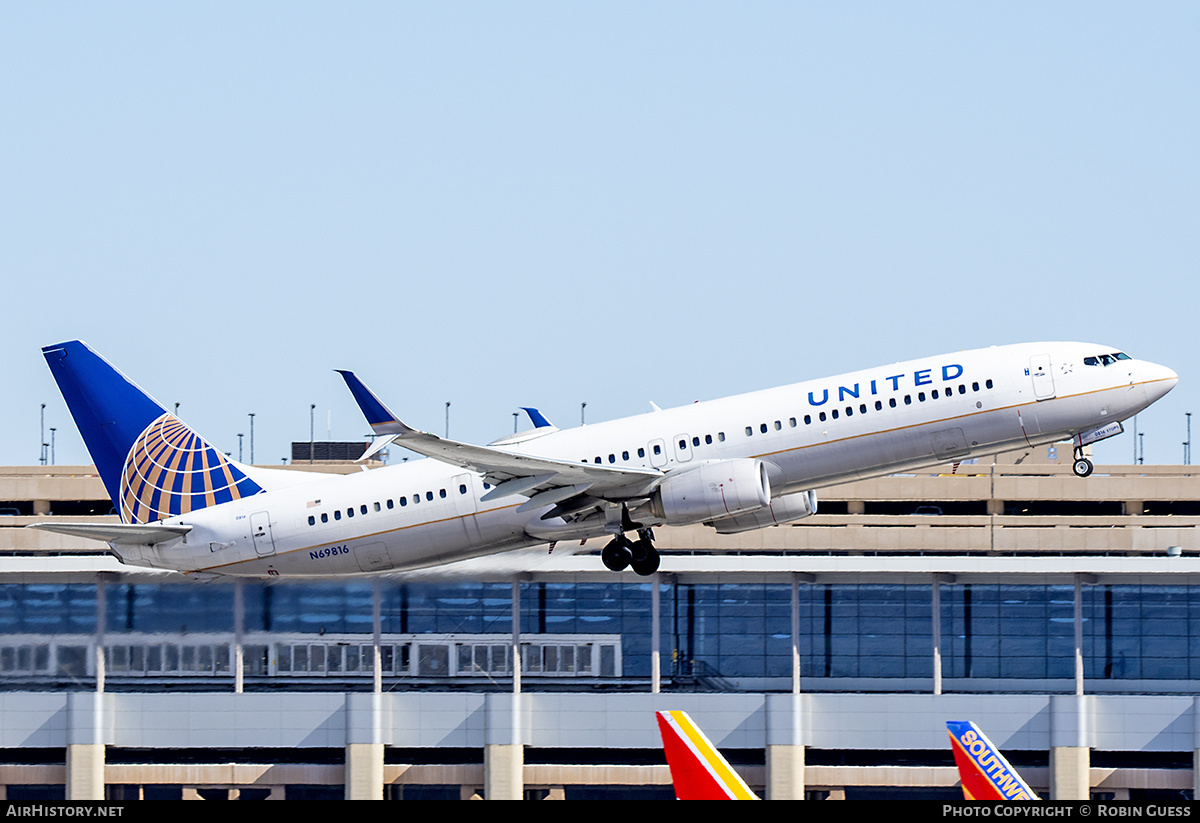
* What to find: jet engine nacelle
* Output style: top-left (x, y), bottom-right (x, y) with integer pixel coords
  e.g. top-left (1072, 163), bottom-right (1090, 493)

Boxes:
top-left (650, 459), bottom-right (771, 525)
top-left (705, 489), bottom-right (818, 534)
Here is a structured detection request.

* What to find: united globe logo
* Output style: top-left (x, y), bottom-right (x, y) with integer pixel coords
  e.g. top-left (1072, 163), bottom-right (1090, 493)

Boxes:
top-left (118, 414), bottom-right (262, 524)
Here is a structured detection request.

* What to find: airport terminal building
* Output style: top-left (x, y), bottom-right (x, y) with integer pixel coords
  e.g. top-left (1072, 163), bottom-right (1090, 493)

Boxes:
top-left (1, 448), bottom-right (1199, 800)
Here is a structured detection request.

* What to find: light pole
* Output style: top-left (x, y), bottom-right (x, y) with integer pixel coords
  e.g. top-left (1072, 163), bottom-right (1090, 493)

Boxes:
top-left (248, 413), bottom-right (255, 465)
top-left (310, 404), bottom-right (316, 464)
top-left (1186, 412), bottom-right (1191, 466)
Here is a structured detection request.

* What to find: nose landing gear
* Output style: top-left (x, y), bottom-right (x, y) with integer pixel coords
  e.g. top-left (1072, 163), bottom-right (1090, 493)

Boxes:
top-left (1072, 446), bottom-right (1094, 478)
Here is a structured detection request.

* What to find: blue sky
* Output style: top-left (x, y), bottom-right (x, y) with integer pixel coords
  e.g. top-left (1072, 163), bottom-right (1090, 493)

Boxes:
top-left (1, 3), bottom-right (1197, 468)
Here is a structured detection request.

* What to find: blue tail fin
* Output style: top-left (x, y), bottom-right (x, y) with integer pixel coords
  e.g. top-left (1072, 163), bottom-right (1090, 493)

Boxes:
top-left (43, 341), bottom-right (262, 524)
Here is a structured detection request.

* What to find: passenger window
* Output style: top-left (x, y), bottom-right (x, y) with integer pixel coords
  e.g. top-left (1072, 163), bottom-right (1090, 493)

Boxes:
top-left (374, 502), bottom-right (381, 512)
top-left (347, 508), bottom-right (354, 518)
top-left (638, 447), bottom-right (646, 457)
top-left (788, 418), bottom-right (796, 428)
top-left (774, 421), bottom-right (781, 431)
top-left (986, 379), bottom-right (994, 389)
top-left (718, 432), bottom-right (725, 442)
top-left (704, 435), bottom-right (713, 444)
top-left (334, 510), bottom-right (341, 520)
top-left (387, 499), bottom-right (394, 509)
top-left (889, 398), bottom-right (897, 408)
top-left (760, 423), bottom-right (768, 433)
top-left (804, 414), bottom-right (812, 425)
top-left (972, 382), bottom-right (980, 391)
top-left (819, 412), bottom-right (827, 422)
top-left (622, 450), bottom-right (630, 460)
top-left (678, 440), bottom-right (687, 450)
top-left (931, 389), bottom-right (939, 399)
top-left (653, 444), bottom-right (662, 455)
top-left (609, 454), bottom-right (616, 463)
top-left (845, 407), bottom-right (853, 416)
top-left (439, 489), bottom-right (446, 499)
top-left (692, 436), bottom-right (700, 447)
top-left (831, 409), bottom-right (839, 419)
top-left (360, 505), bottom-right (368, 515)
top-left (459, 484), bottom-right (467, 494)
top-left (400, 498), bottom-right (407, 507)
top-left (904, 395), bottom-right (912, 405)
top-left (874, 401), bottom-right (882, 411)
top-left (426, 491), bottom-right (434, 501)
top-left (321, 512), bottom-right (329, 523)
top-left (746, 427), bottom-right (753, 437)
top-left (308, 515), bottom-right (315, 526)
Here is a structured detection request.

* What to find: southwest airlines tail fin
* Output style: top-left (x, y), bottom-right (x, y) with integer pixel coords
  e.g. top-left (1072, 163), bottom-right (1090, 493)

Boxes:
top-left (656, 710), bottom-right (758, 800)
top-left (43, 341), bottom-right (264, 524)
top-left (947, 721), bottom-right (1039, 801)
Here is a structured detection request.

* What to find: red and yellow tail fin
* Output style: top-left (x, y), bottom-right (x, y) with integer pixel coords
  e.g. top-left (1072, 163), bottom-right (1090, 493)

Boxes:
top-left (656, 710), bottom-right (759, 800)
top-left (947, 721), bottom-right (1039, 801)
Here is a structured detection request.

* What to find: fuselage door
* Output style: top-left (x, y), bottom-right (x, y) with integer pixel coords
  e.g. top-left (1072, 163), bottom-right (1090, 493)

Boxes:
top-left (1029, 355), bottom-right (1056, 400)
top-left (452, 473), bottom-right (483, 545)
top-left (250, 511), bottom-right (276, 556)
top-left (648, 439), bottom-right (668, 468)
top-left (672, 434), bottom-right (694, 464)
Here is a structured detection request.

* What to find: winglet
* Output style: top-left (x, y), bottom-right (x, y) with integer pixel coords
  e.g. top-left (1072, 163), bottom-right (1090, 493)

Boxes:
top-left (335, 370), bottom-right (411, 436)
top-left (947, 721), bottom-right (1038, 801)
top-left (656, 710), bottom-right (758, 800)
top-left (520, 407), bottom-right (554, 429)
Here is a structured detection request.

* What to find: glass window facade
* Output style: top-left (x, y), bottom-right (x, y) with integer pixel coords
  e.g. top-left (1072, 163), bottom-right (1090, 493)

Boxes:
top-left (3, 580), bottom-right (1200, 686)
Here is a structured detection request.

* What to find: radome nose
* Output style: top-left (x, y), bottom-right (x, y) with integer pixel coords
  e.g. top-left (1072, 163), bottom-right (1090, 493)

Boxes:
top-left (1143, 362), bottom-right (1179, 402)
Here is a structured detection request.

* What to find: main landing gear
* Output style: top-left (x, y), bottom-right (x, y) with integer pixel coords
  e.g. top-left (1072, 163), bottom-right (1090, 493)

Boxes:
top-left (1072, 446), bottom-right (1094, 478)
top-left (601, 529), bottom-right (660, 576)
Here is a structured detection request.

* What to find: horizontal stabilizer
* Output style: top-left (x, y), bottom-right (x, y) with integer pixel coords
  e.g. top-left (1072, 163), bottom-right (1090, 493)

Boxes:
top-left (28, 522), bottom-right (192, 546)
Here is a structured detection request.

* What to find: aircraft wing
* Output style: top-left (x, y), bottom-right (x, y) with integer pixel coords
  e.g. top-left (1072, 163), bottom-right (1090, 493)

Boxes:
top-left (336, 370), bottom-right (664, 509)
top-left (27, 522), bottom-right (192, 546)
top-left (385, 424), bottom-right (661, 502)
top-left (657, 710), bottom-right (758, 800)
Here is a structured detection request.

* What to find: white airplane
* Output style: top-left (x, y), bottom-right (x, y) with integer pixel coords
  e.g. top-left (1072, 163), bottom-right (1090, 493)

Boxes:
top-left (32, 340), bottom-right (1176, 578)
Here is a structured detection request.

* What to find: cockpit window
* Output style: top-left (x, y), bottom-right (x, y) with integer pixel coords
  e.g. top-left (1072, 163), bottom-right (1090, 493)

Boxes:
top-left (1085, 352), bottom-right (1132, 367)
